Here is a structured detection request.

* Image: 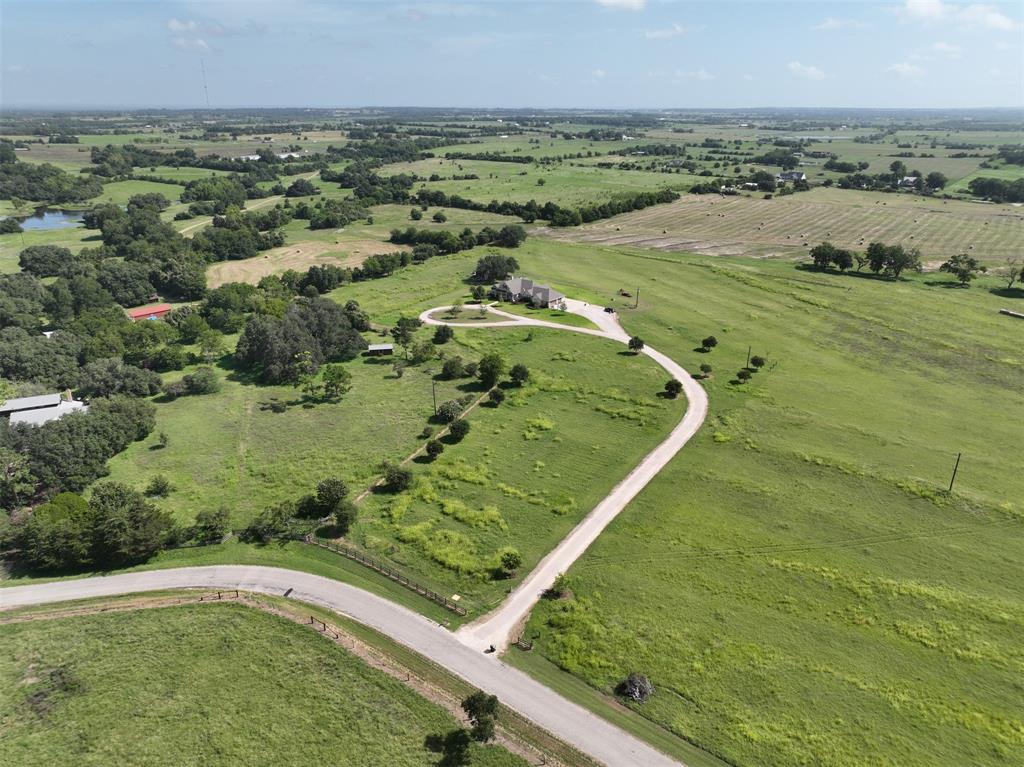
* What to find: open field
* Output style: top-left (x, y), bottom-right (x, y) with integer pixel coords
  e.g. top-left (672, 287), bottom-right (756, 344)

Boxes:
top-left (497, 240), bottom-right (1024, 767)
top-left (86, 179), bottom-right (183, 207)
top-left (206, 239), bottom-right (402, 287)
top-left (353, 326), bottom-right (681, 611)
top-left (0, 603), bottom-right (526, 767)
top-left (542, 187), bottom-right (1024, 264)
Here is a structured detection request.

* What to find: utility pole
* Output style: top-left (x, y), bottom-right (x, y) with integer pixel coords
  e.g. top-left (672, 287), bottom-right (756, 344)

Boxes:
top-left (948, 452), bottom-right (962, 493)
top-left (634, 287), bottom-right (640, 309)
top-left (200, 57), bottom-right (211, 109)
top-left (431, 379), bottom-right (437, 416)
top-left (746, 345), bottom-right (751, 368)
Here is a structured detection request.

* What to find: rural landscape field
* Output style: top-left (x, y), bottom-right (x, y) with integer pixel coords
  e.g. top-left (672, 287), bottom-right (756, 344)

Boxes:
top-left (1, 1), bottom-right (1022, 766)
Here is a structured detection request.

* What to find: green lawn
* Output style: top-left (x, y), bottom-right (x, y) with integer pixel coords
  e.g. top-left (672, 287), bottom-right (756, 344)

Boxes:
top-left (88, 179), bottom-right (184, 207)
top-left (0, 604), bottom-right (527, 767)
top-left (508, 240), bottom-right (1024, 767)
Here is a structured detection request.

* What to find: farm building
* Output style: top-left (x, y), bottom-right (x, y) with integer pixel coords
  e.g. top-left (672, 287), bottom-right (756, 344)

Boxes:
top-left (1, 393), bottom-right (88, 427)
top-left (491, 277), bottom-right (567, 310)
top-left (365, 343), bottom-right (394, 356)
top-left (899, 176), bottom-right (921, 188)
top-left (776, 171), bottom-right (807, 183)
top-left (127, 303), bottom-right (172, 322)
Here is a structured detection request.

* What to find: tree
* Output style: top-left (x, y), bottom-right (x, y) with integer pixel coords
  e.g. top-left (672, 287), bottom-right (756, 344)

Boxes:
top-left (285, 178), bottom-right (320, 197)
top-left (425, 440), bottom-right (444, 460)
top-left (193, 506), bottom-right (230, 544)
top-left (0, 447), bottom-right (35, 509)
top-left (664, 379), bottom-right (683, 398)
top-left (89, 481), bottom-right (176, 567)
top-left (18, 245), bottom-right (75, 278)
top-left (509, 363), bottom-right (529, 386)
top-left (333, 499), bottom-right (357, 536)
top-left (890, 160), bottom-right (907, 178)
top-left (473, 253), bottom-right (520, 282)
top-left (628, 336), bottom-right (645, 353)
top-left (448, 419), bottom-right (470, 441)
top-left (736, 369), bottom-right (752, 382)
top-left (432, 210), bottom-right (447, 223)
top-left (437, 399), bottom-right (464, 423)
top-left (382, 462), bottom-right (412, 492)
top-left (410, 340), bottom-right (435, 364)
top-left (390, 316), bottom-right (422, 357)
top-left (885, 245), bottom-right (922, 279)
top-left (699, 363), bottom-right (712, 378)
top-left (321, 364), bottom-right (352, 400)
top-left (940, 253), bottom-right (986, 286)
top-left (448, 300), bottom-right (463, 316)
top-left (488, 388), bottom-right (505, 406)
top-left (410, 207), bottom-right (422, 221)
top-left (750, 355), bottom-right (766, 370)
top-left (462, 691), bottom-right (500, 742)
top-left (13, 492), bottom-right (92, 571)
top-left (498, 547), bottom-right (522, 577)
top-left (810, 242), bottom-right (836, 270)
top-left (1001, 257), bottom-right (1021, 289)
top-left (315, 477), bottom-right (349, 513)
top-left (701, 335), bottom-right (718, 352)
top-left (240, 501), bottom-right (295, 543)
top-left (926, 171), bottom-right (948, 190)
top-left (433, 324), bottom-right (454, 344)
top-left (477, 353), bottom-right (506, 387)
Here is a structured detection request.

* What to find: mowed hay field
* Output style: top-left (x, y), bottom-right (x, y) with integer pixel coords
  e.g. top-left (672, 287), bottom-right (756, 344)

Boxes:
top-left (504, 241), bottom-right (1024, 767)
top-left (0, 604), bottom-right (526, 767)
top-left (354, 326), bottom-right (681, 611)
top-left (545, 188), bottom-right (1024, 264)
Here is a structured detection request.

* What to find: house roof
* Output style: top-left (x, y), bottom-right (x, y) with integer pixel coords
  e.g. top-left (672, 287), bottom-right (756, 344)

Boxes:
top-left (367, 343), bottom-right (394, 352)
top-left (9, 400), bottom-right (87, 427)
top-left (495, 276), bottom-right (562, 302)
top-left (126, 303), bottom-right (172, 320)
top-left (0, 393), bottom-right (62, 414)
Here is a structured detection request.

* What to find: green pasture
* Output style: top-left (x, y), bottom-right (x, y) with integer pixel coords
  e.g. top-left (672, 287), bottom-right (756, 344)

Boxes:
top-left (0, 604), bottom-right (526, 767)
top-left (505, 240), bottom-right (1024, 767)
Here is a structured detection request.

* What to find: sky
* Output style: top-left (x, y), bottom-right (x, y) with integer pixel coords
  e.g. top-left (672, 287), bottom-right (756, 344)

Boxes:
top-left (1, 0), bottom-right (1022, 109)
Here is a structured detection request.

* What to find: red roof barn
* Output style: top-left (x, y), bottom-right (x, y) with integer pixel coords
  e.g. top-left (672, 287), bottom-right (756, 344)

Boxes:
top-left (126, 303), bottom-right (172, 322)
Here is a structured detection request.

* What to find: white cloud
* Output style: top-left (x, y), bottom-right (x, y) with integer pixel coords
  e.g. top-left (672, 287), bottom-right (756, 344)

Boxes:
top-left (675, 68), bottom-right (715, 81)
top-left (595, 0), bottom-right (646, 10)
top-left (167, 18), bottom-right (199, 33)
top-left (592, 68), bottom-right (607, 79)
top-left (788, 61), bottom-right (825, 81)
top-left (888, 61), bottom-right (926, 77)
top-left (930, 40), bottom-right (961, 57)
top-left (812, 17), bottom-right (865, 31)
top-left (171, 36), bottom-right (209, 51)
top-left (959, 3), bottom-right (1018, 30)
top-left (645, 23), bottom-right (687, 39)
top-left (898, 1), bottom-right (1019, 30)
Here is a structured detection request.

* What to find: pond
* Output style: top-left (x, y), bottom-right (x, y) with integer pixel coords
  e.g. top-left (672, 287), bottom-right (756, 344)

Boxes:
top-left (15, 208), bottom-right (87, 231)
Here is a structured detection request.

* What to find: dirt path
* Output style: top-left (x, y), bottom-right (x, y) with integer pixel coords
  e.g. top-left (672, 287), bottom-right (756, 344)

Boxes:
top-left (419, 300), bottom-right (708, 652)
top-left (178, 170), bottom-right (321, 236)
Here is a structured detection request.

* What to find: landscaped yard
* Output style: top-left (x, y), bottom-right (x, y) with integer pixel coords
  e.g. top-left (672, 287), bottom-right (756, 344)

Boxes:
top-left (0, 603), bottom-right (526, 767)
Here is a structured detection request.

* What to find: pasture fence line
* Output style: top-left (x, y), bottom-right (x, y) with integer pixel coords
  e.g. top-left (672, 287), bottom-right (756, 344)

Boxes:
top-left (197, 590), bottom-right (240, 602)
top-left (300, 535), bottom-right (467, 616)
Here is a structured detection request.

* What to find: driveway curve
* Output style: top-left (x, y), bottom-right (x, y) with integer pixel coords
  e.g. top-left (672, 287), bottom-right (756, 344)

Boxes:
top-left (420, 300), bottom-right (708, 651)
top-left (0, 565), bottom-right (684, 767)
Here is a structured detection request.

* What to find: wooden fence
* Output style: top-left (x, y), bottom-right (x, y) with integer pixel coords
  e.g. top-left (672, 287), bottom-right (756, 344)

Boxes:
top-left (302, 535), bottom-right (467, 616)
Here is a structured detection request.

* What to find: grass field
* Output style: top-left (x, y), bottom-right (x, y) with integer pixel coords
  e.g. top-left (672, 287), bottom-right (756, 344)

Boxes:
top-left (544, 186), bottom-right (1024, 265)
top-left (0, 603), bottom-right (526, 767)
top-left (500, 240), bottom-right (1024, 767)
top-left (87, 179), bottom-right (184, 207)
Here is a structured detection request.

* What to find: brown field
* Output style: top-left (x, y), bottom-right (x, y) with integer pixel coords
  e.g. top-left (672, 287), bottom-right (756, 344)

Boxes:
top-left (206, 239), bottom-right (406, 287)
top-left (542, 188), bottom-right (1024, 265)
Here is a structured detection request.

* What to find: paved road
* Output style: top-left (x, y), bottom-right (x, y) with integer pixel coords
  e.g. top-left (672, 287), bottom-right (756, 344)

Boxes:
top-left (0, 565), bottom-right (684, 767)
top-left (421, 301), bottom-right (708, 651)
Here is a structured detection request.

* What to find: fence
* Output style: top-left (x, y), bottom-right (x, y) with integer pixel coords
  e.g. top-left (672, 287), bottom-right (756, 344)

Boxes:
top-left (302, 535), bottom-right (467, 616)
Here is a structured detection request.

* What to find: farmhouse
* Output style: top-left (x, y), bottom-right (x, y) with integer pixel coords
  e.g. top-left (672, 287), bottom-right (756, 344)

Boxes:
top-left (365, 343), bottom-right (394, 356)
top-left (1, 393), bottom-right (88, 427)
top-left (899, 176), bottom-right (920, 188)
top-left (126, 303), bottom-right (172, 322)
top-left (776, 171), bottom-right (807, 183)
top-left (491, 277), bottom-right (567, 310)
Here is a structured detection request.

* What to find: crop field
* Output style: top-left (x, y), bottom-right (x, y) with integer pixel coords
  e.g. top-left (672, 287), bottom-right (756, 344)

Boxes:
top-left (206, 239), bottom-right (401, 288)
top-left (494, 240), bottom-right (1024, 767)
top-left (0, 603), bottom-right (525, 767)
top-left (544, 187), bottom-right (1024, 265)
top-left (353, 326), bottom-right (680, 610)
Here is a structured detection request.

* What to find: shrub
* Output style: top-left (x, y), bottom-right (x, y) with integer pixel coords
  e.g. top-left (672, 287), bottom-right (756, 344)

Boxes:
top-left (664, 379), bottom-right (683, 398)
top-left (750, 355), bottom-right (766, 370)
top-left (497, 547), bottom-right (522, 577)
top-left (433, 324), bottom-right (454, 344)
top-left (437, 399), bottom-right (463, 423)
top-left (488, 388), bottom-right (505, 406)
top-left (699, 363), bottom-right (712, 378)
top-left (382, 462), bottom-right (412, 492)
top-left (628, 336), bottom-right (645, 353)
top-left (441, 356), bottom-right (465, 380)
top-left (448, 419), bottom-right (470, 441)
top-left (425, 440), bottom-right (444, 460)
top-left (617, 673), bottom-right (654, 703)
top-left (736, 369), bottom-right (752, 382)
top-left (145, 474), bottom-right (173, 497)
top-left (701, 335), bottom-right (718, 351)
top-left (193, 506), bottom-right (230, 544)
top-left (510, 363), bottom-right (530, 386)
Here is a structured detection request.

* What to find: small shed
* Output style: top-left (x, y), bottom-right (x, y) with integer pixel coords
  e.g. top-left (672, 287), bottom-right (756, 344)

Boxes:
top-left (366, 343), bottom-right (394, 356)
top-left (0, 393), bottom-right (62, 415)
